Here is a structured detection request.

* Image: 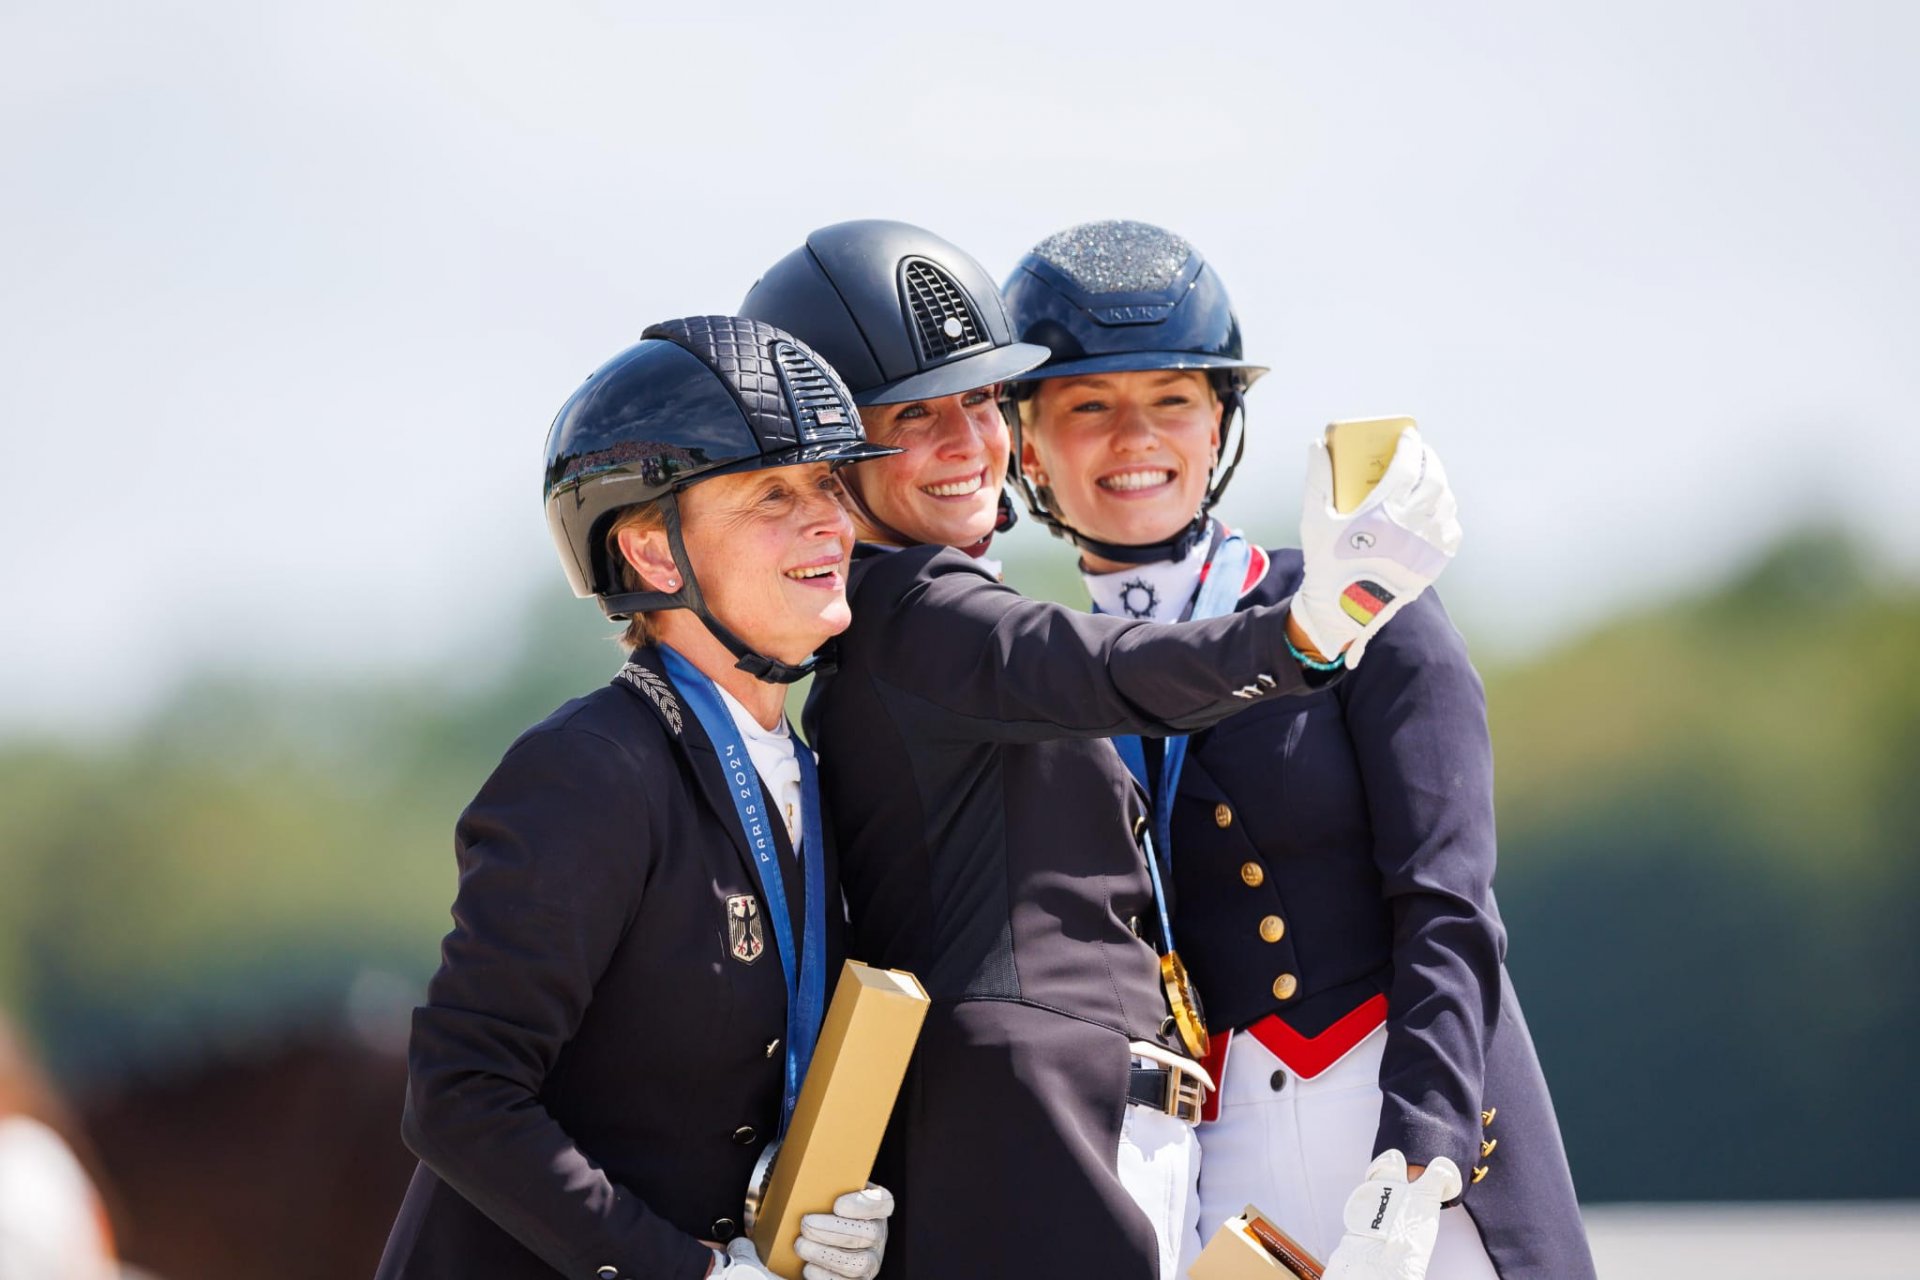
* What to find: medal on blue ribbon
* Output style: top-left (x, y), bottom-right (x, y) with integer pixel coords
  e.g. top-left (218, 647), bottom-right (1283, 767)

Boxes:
top-left (1105, 529), bottom-right (1252, 1060)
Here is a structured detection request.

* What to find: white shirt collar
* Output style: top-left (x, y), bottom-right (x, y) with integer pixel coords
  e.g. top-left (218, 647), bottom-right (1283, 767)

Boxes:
top-left (1081, 525), bottom-right (1214, 620)
top-left (714, 683), bottom-right (790, 746)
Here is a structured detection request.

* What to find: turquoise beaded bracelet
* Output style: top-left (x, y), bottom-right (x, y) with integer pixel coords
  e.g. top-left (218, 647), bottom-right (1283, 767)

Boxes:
top-left (1286, 631), bottom-right (1347, 673)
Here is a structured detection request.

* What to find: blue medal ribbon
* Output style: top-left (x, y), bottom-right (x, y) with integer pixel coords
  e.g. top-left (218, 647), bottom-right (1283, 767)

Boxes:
top-left (659, 647), bottom-right (827, 1134)
top-left (1107, 531), bottom-right (1252, 955)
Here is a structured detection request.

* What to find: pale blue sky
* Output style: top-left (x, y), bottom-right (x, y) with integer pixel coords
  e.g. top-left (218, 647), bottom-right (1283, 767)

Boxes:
top-left (3, 1), bottom-right (1916, 731)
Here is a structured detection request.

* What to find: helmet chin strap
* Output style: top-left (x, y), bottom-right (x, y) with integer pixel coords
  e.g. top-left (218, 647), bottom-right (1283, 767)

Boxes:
top-left (1054, 502), bottom-right (1209, 566)
top-left (1006, 386), bottom-right (1248, 567)
top-left (597, 495), bottom-right (827, 685)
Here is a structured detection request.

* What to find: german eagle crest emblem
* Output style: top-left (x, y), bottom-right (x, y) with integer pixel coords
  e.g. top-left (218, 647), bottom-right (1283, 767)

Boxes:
top-left (726, 894), bottom-right (764, 964)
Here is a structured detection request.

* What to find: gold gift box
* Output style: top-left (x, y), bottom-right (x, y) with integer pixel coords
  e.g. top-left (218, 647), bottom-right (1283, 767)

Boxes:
top-left (1191, 1204), bottom-right (1324, 1280)
top-left (749, 960), bottom-right (930, 1279)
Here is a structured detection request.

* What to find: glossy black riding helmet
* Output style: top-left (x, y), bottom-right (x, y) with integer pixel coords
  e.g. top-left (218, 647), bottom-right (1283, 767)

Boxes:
top-left (739, 221), bottom-right (1050, 548)
top-left (544, 315), bottom-right (901, 683)
top-left (741, 220), bottom-right (1052, 406)
top-left (1002, 220), bottom-right (1270, 564)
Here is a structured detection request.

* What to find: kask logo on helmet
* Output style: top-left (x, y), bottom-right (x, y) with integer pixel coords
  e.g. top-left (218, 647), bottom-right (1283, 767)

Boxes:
top-left (1093, 304), bottom-right (1177, 324)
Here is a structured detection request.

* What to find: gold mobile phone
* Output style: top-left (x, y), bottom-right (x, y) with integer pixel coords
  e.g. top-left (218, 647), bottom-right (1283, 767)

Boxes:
top-left (1325, 415), bottom-right (1417, 513)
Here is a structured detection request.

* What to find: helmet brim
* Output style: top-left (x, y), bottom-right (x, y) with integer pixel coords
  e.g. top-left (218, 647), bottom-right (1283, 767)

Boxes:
top-left (686, 439), bottom-right (904, 487)
top-left (857, 341), bottom-right (1054, 406)
top-left (1015, 350), bottom-right (1270, 389)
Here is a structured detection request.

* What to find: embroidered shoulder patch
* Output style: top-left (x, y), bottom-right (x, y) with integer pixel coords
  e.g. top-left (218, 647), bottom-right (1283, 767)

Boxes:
top-left (619, 663), bottom-right (684, 735)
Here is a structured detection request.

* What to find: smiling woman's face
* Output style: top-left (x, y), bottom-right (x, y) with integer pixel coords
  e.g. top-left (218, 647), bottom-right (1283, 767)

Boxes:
top-left (847, 386), bottom-right (1008, 548)
top-left (646, 462), bottom-right (856, 663)
top-left (1022, 370), bottom-right (1222, 559)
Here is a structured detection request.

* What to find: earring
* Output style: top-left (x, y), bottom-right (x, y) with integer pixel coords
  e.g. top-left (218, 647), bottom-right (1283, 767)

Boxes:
top-left (1034, 472), bottom-right (1050, 487)
top-left (664, 577), bottom-right (678, 589)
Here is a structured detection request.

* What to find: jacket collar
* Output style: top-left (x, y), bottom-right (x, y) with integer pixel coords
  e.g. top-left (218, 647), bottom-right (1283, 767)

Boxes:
top-left (610, 645), bottom-right (757, 871)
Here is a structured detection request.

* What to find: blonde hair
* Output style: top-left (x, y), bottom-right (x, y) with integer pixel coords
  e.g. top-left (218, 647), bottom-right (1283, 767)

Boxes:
top-left (605, 501), bottom-right (671, 650)
top-left (1015, 393), bottom-right (1041, 431)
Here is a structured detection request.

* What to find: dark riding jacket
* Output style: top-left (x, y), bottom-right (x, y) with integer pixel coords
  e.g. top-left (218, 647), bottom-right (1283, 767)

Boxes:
top-left (377, 645), bottom-right (841, 1280)
top-left (807, 543), bottom-right (1331, 1280)
top-left (1173, 548), bottom-right (1594, 1280)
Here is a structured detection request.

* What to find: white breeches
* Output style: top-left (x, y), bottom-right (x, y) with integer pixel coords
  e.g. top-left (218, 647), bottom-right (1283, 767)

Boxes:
top-left (1195, 1028), bottom-right (1499, 1280)
top-left (1117, 1098), bottom-right (1205, 1280)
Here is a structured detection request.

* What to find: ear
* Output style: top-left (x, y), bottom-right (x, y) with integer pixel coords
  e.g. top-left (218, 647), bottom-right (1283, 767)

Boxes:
top-left (616, 523), bottom-right (681, 593)
top-left (1020, 431), bottom-right (1045, 482)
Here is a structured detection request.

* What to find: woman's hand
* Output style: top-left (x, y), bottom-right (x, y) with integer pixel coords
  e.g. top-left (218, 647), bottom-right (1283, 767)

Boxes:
top-left (1323, 1150), bottom-right (1462, 1280)
top-left (1293, 427), bottom-right (1461, 669)
top-left (794, 1184), bottom-right (894, 1280)
top-left (707, 1236), bottom-right (776, 1277)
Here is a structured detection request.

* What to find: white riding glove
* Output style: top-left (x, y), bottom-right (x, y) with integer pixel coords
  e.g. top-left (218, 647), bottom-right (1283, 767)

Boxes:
top-left (1323, 1150), bottom-right (1463, 1280)
top-left (711, 1236), bottom-right (775, 1277)
top-left (794, 1184), bottom-right (893, 1280)
top-left (1294, 427), bottom-right (1461, 669)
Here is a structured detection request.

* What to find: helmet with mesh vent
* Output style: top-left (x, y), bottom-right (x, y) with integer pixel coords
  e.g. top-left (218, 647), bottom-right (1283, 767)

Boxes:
top-left (739, 220), bottom-right (1050, 406)
top-left (544, 315), bottom-right (900, 682)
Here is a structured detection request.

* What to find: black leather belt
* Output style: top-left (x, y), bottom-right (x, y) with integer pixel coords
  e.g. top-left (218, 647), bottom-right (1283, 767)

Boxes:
top-left (1128, 1062), bottom-right (1205, 1122)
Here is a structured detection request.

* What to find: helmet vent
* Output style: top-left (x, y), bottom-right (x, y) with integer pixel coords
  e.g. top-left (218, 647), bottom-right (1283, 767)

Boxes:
top-left (901, 257), bottom-right (988, 363)
top-left (772, 340), bottom-right (854, 443)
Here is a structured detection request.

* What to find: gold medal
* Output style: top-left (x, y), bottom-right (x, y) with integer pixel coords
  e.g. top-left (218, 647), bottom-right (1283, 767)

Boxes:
top-left (1161, 950), bottom-right (1211, 1060)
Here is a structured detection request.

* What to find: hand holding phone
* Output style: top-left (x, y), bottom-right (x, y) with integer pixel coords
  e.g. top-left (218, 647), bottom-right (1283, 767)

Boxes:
top-left (1294, 419), bottom-right (1460, 668)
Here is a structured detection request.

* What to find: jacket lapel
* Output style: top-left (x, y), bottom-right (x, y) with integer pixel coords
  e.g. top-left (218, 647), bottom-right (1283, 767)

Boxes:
top-left (610, 646), bottom-right (756, 872)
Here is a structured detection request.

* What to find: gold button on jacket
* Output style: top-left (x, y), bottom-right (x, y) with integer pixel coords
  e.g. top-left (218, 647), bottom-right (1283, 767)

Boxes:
top-left (1214, 803), bottom-right (1233, 828)
top-left (1239, 861), bottom-right (1265, 887)
top-left (1259, 915), bottom-right (1286, 943)
top-left (1272, 973), bottom-right (1298, 1000)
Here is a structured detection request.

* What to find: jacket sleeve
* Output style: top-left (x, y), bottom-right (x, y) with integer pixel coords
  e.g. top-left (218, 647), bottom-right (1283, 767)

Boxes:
top-left (1340, 590), bottom-right (1508, 1183)
top-left (400, 726), bottom-right (713, 1280)
top-left (859, 549), bottom-right (1332, 742)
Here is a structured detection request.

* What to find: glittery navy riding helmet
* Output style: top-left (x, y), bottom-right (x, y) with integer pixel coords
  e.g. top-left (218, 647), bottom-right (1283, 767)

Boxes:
top-left (1002, 220), bottom-right (1270, 564)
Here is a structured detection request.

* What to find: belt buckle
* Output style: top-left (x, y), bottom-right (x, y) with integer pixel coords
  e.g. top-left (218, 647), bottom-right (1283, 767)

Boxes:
top-left (1164, 1064), bottom-right (1204, 1122)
